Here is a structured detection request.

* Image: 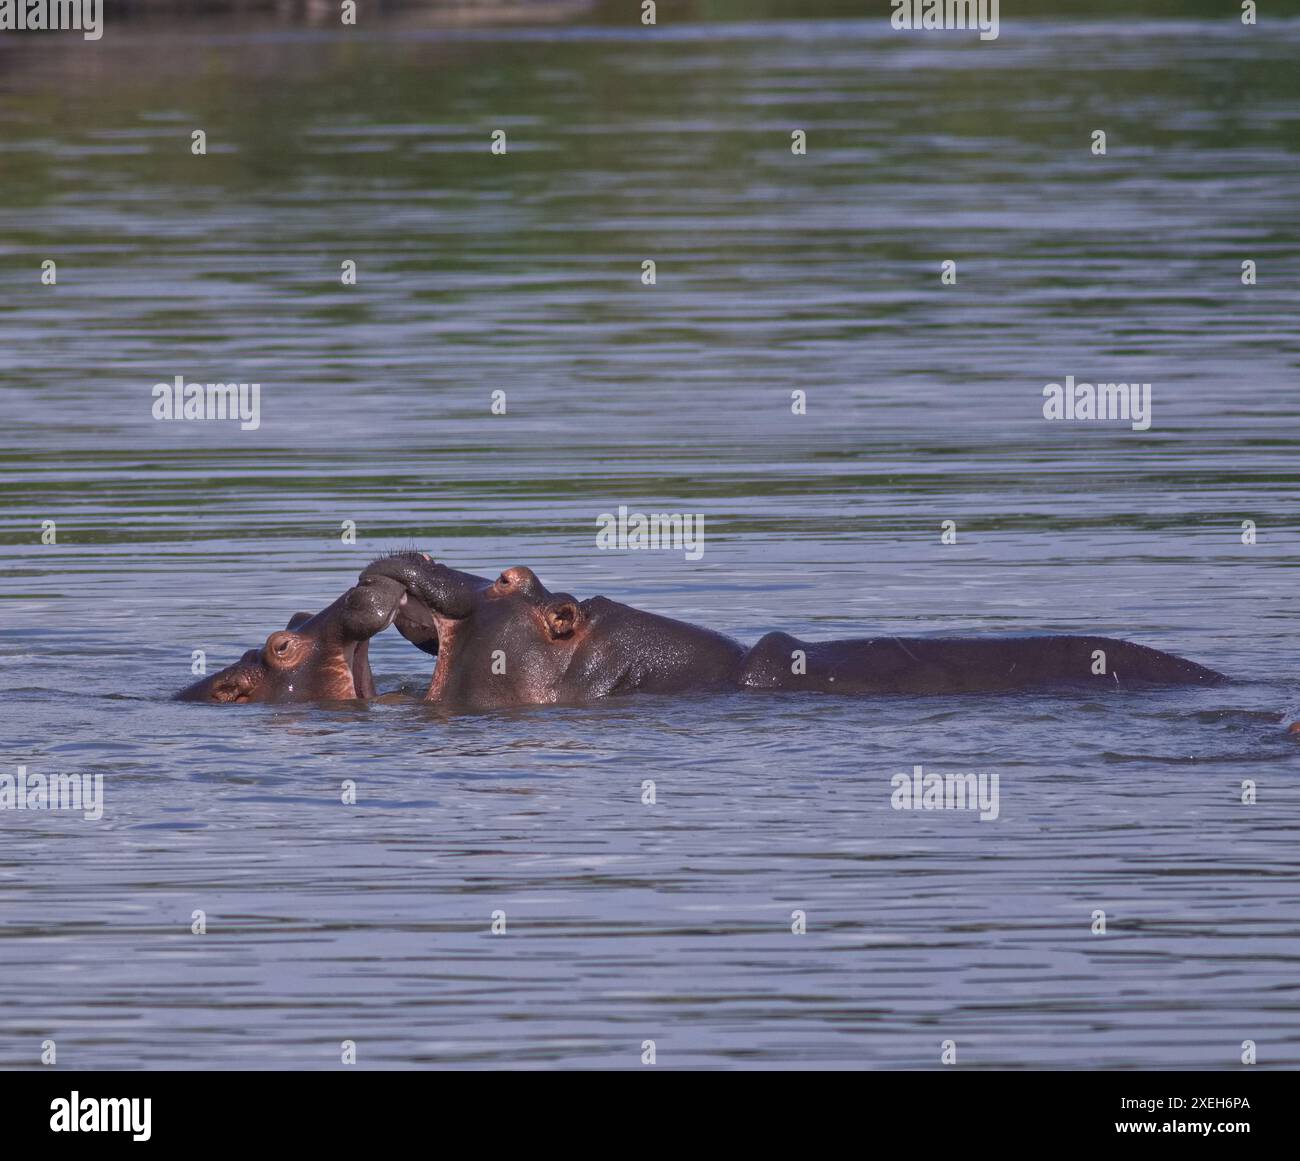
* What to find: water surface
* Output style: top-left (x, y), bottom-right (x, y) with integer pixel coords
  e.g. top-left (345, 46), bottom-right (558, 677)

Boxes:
top-left (2, 13), bottom-right (1300, 1069)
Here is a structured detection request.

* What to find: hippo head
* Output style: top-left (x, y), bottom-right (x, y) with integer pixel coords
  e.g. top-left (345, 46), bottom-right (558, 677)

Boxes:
top-left (174, 576), bottom-right (407, 703)
top-left (358, 552), bottom-right (586, 706)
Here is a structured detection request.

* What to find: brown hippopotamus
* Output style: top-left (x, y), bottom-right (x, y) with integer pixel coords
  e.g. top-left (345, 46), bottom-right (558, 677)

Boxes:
top-left (363, 554), bottom-right (745, 705)
top-left (174, 575), bottom-right (406, 703)
top-left (359, 552), bottom-right (1226, 708)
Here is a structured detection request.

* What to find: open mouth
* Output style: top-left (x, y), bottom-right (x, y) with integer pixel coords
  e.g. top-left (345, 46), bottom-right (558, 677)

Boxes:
top-left (363, 553), bottom-right (482, 654)
top-left (357, 553), bottom-right (496, 698)
top-left (329, 576), bottom-right (412, 699)
top-left (384, 584), bottom-right (471, 701)
top-left (393, 587), bottom-right (433, 629)
top-left (383, 589), bottom-right (408, 630)
top-left (394, 586), bottom-right (460, 658)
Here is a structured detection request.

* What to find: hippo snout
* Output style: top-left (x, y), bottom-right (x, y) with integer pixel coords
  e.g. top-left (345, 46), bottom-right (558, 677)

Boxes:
top-left (341, 575), bottom-right (407, 637)
top-left (359, 552), bottom-right (492, 622)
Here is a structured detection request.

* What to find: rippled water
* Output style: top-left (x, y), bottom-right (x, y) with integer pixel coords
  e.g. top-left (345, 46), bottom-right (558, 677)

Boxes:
top-left (3, 11), bottom-right (1300, 1069)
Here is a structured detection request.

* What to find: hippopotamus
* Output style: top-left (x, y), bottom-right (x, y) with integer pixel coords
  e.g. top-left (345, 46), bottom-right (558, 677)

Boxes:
top-left (174, 575), bottom-right (406, 703)
top-left (358, 552), bottom-right (1226, 708)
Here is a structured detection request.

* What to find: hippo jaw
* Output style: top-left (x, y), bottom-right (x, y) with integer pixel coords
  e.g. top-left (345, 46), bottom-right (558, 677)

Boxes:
top-left (174, 576), bottom-right (406, 704)
top-left (358, 553), bottom-right (490, 698)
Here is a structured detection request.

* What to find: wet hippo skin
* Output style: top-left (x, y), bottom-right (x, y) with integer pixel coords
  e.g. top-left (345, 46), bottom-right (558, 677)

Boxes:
top-left (736, 632), bottom-right (1223, 694)
top-left (358, 552), bottom-right (1226, 708)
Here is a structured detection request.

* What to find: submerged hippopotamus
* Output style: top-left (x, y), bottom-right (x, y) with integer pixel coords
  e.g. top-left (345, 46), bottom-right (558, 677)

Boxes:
top-left (358, 552), bottom-right (1226, 708)
top-left (174, 576), bottom-right (406, 703)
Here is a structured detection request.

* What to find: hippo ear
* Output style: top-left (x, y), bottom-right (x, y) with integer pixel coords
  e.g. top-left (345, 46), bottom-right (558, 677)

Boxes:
top-left (264, 631), bottom-right (313, 670)
top-left (544, 600), bottom-right (582, 640)
top-left (285, 611), bottom-right (314, 631)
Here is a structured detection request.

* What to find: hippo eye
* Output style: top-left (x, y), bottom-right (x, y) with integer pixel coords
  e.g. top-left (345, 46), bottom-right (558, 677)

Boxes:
top-left (274, 639), bottom-right (290, 655)
top-left (497, 573), bottom-right (511, 587)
